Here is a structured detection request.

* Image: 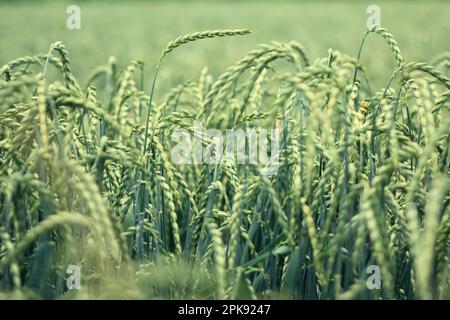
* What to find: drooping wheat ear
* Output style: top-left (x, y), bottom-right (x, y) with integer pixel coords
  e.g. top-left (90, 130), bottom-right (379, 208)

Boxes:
top-left (52, 41), bottom-right (81, 92)
top-left (368, 26), bottom-right (404, 66)
top-left (1, 56), bottom-right (45, 81)
top-left (352, 26), bottom-right (403, 83)
top-left (402, 62), bottom-right (450, 89)
top-left (159, 29), bottom-right (252, 62)
top-left (0, 53), bottom-right (64, 79)
top-left (289, 41), bottom-right (310, 67)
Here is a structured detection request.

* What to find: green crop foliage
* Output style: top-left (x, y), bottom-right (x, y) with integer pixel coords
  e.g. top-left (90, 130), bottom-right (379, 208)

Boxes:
top-left (0, 2), bottom-right (449, 300)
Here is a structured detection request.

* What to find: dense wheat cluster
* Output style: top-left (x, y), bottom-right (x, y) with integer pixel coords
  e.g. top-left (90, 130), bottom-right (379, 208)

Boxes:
top-left (0, 26), bottom-right (449, 300)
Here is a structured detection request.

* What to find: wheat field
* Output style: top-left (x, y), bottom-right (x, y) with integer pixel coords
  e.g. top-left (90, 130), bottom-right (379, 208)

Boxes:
top-left (0, 1), bottom-right (449, 300)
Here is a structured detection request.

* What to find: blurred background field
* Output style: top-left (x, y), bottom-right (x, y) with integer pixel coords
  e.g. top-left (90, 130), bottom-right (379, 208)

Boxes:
top-left (0, 0), bottom-right (448, 93)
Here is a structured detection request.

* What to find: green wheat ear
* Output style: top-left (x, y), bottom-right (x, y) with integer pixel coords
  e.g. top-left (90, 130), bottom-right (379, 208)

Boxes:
top-left (159, 29), bottom-right (252, 63)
